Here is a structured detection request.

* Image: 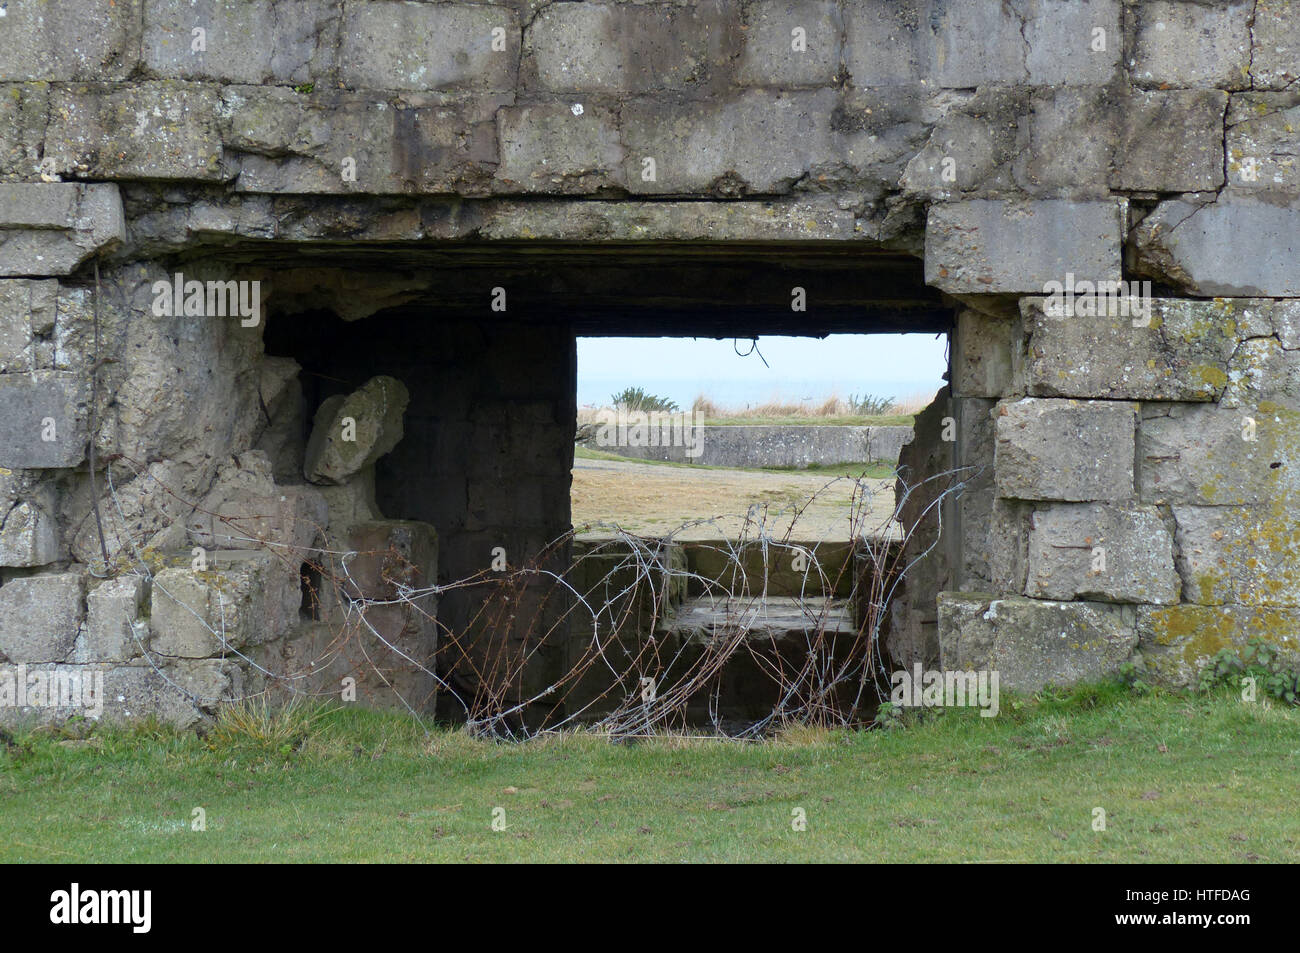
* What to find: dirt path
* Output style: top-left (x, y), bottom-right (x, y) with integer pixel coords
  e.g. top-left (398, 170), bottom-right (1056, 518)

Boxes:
top-left (571, 457), bottom-right (899, 540)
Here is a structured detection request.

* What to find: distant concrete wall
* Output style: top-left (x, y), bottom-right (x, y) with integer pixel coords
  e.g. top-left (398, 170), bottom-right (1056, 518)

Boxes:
top-left (584, 425), bottom-right (914, 468)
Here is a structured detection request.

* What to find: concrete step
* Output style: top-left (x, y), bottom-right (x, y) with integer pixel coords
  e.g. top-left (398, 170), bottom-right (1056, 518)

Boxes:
top-left (665, 596), bottom-right (859, 643)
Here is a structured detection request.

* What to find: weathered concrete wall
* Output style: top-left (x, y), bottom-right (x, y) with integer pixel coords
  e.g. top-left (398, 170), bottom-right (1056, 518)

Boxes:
top-left (582, 424), bottom-right (914, 467)
top-left (1, 0), bottom-right (1298, 720)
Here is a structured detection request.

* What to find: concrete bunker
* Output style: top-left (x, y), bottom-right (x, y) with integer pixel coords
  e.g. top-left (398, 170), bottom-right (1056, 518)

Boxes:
top-left (3, 0), bottom-right (1299, 729)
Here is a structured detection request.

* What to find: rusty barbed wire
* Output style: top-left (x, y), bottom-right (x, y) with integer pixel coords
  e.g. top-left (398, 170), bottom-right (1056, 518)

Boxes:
top-left (85, 453), bottom-right (979, 740)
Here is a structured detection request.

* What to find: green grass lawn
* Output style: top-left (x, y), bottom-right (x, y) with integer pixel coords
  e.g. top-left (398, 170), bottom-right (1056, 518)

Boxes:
top-left (2, 684), bottom-right (1296, 863)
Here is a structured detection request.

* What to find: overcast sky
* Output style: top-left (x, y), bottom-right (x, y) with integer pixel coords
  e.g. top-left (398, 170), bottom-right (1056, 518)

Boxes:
top-left (577, 333), bottom-right (949, 409)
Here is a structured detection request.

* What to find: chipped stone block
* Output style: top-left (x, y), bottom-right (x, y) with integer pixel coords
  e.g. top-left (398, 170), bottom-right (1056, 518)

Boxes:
top-left (1173, 505), bottom-right (1300, 607)
top-left (0, 572), bottom-right (84, 662)
top-left (83, 574), bottom-right (147, 663)
top-left (149, 550), bottom-right (300, 658)
top-left (1131, 0), bottom-right (1253, 90)
top-left (1133, 196), bottom-right (1300, 297)
top-left (1137, 604), bottom-right (1300, 687)
top-left (925, 199), bottom-right (1123, 295)
top-left (188, 451), bottom-right (327, 554)
top-left (304, 376), bottom-right (409, 485)
top-left (1026, 502), bottom-right (1180, 604)
top-left (219, 86), bottom-right (499, 195)
top-left (0, 499), bottom-right (59, 567)
top-left (340, 1), bottom-right (518, 92)
top-left (495, 104), bottom-right (626, 194)
top-left (1023, 296), bottom-right (1256, 401)
top-left (0, 184), bottom-right (125, 276)
top-left (994, 398), bottom-right (1136, 502)
top-left (252, 357), bottom-right (308, 483)
top-left (938, 592), bottom-right (1138, 692)
top-left (70, 460), bottom-right (193, 567)
top-left (0, 371), bottom-right (88, 469)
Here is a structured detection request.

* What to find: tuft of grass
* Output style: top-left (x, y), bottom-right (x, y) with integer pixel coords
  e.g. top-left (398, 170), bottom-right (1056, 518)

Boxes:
top-left (207, 697), bottom-right (334, 758)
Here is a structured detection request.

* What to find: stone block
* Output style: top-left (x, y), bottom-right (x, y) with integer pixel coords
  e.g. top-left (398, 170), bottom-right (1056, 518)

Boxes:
top-left (0, 184), bottom-right (125, 276)
top-left (0, 279), bottom-right (56, 372)
top-left (0, 498), bottom-right (59, 567)
top-left (1226, 94), bottom-right (1300, 193)
top-left (1220, 336), bottom-right (1300, 409)
top-left (340, 1), bottom-right (518, 92)
top-left (841, 0), bottom-right (929, 86)
top-left (1173, 505), bottom-right (1300, 607)
top-left (524, 0), bottom-right (739, 93)
top-left (144, 0), bottom-right (338, 84)
top-left (1023, 0), bottom-right (1122, 86)
top-left (45, 83), bottom-right (223, 181)
top-left (0, 371), bottom-right (88, 469)
top-left (1140, 403), bottom-right (1298, 506)
top-left (1023, 296), bottom-right (1251, 401)
top-left (900, 103), bottom-right (1022, 197)
top-left (304, 376), bottom-right (409, 485)
top-left (1133, 196), bottom-right (1300, 298)
top-left (925, 199), bottom-right (1123, 295)
top-left (188, 451), bottom-right (328, 554)
top-left (1137, 604), bottom-right (1300, 687)
top-left (0, 572), bottom-right (84, 662)
top-left (340, 520), bottom-right (438, 601)
top-left (927, 1), bottom-right (1028, 87)
top-left (1015, 87), bottom-right (1115, 193)
top-left (220, 86), bottom-right (498, 195)
top-left (953, 309), bottom-right (1022, 399)
top-left (1131, 0), bottom-right (1253, 90)
top-left (1250, 0), bottom-right (1300, 90)
top-left (0, 0), bottom-right (140, 81)
top-left (1025, 502), bottom-right (1180, 604)
top-left (937, 592), bottom-right (1138, 692)
top-left (252, 356), bottom-right (308, 483)
top-left (83, 574), bottom-right (148, 663)
top-left (70, 460), bottom-right (192, 567)
top-left (994, 398), bottom-right (1136, 502)
top-left (1111, 90), bottom-right (1227, 192)
top-left (495, 104), bottom-right (626, 194)
top-left (738, 0), bottom-right (843, 87)
top-left (620, 89), bottom-right (839, 196)
top-left (150, 550), bottom-right (300, 657)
